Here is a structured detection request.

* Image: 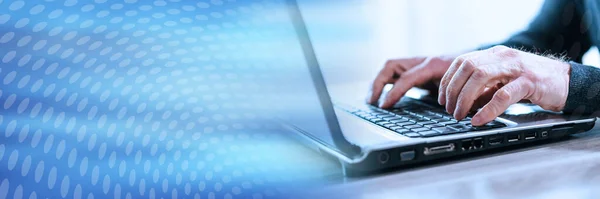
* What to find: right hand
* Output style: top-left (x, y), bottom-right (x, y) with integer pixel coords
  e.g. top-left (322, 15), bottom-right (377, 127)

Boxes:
top-left (368, 55), bottom-right (457, 108)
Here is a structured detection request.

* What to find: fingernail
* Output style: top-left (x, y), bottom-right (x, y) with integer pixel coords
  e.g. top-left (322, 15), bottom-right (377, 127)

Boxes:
top-left (453, 107), bottom-right (462, 120)
top-left (472, 117), bottom-right (481, 125)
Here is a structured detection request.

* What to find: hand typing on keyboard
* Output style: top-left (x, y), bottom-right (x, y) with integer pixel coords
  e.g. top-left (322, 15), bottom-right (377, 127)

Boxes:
top-left (369, 46), bottom-right (570, 126)
top-left (438, 46), bottom-right (569, 126)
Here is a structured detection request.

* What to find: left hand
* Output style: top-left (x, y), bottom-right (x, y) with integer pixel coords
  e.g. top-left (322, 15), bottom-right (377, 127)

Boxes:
top-left (438, 45), bottom-right (571, 126)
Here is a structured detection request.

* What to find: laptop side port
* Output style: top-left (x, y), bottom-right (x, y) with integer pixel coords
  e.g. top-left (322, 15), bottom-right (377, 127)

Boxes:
top-left (524, 131), bottom-right (537, 140)
top-left (378, 151), bottom-right (390, 164)
top-left (424, 143), bottom-right (455, 156)
top-left (488, 135), bottom-right (504, 146)
top-left (507, 134), bottom-right (521, 143)
top-left (472, 138), bottom-right (483, 149)
top-left (461, 139), bottom-right (473, 151)
top-left (540, 130), bottom-right (549, 138)
top-left (461, 138), bottom-right (483, 151)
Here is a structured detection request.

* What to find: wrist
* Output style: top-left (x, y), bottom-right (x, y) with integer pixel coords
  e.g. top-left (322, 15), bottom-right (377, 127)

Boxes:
top-left (556, 61), bottom-right (571, 111)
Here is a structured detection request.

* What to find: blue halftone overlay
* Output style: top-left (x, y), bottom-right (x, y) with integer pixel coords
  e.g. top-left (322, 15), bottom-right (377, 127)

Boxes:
top-left (0, 0), bottom-right (340, 198)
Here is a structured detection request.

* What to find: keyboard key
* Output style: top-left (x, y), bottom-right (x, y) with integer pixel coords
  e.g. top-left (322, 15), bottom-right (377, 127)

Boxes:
top-left (419, 130), bottom-right (441, 137)
top-left (448, 124), bottom-right (472, 132)
top-left (381, 116), bottom-right (398, 120)
top-left (412, 127), bottom-right (430, 132)
top-left (405, 124), bottom-right (423, 129)
top-left (419, 121), bottom-right (436, 125)
top-left (426, 115), bottom-right (443, 120)
top-left (404, 115), bottom-right (421, 120)
top-left (433, 118), bottom-right (449, 123)
top-left (439, 121), bottom-right (458, 126)
top-left (383, 123), bottom-right (397, 128)
top-left (395, 129), bottom-right (411, 134)
top-left (409, 118), bottom-right (430, 123)
top-left (397, 122), bottom-right (414, 126)
top-left (391, 110), bottom-right (409, 115)
top-left (389, 118), bottom-right (409, 123)
top-left (357, 112), bottom-right (370, 117)
top-left (432, 127), bottom-right (459, 134)
top-left (390, 126), bottom-right (404, 131)
top-left (459, 121), bottom-right (472, 125)
top-left (425, 123), bottom-right (445, 128)
top-left (369, 119), bottom-right (385, 123)
top-left (365, 115), bottom-right (377, 120)
top-left (376, 121), bottom-right (391, 126)
top-left (404, 132), bottom-right (421, 138)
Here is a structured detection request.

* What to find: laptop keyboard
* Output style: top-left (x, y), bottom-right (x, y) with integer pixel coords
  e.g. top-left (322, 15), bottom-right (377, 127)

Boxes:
top-left (342, 103), bottom-right (506, 138)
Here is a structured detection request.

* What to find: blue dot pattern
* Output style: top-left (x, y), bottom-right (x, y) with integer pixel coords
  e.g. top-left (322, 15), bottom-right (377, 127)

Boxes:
top-left (0, 0), bottom-right (334, 198)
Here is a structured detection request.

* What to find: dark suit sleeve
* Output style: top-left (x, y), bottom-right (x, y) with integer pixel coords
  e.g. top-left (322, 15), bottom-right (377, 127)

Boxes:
top-left (480, 0), bottom-right (600, 114)
top-left (482, 0), bottom-right (592, 62)
top-left (564, 62), bottom-right (600, 114)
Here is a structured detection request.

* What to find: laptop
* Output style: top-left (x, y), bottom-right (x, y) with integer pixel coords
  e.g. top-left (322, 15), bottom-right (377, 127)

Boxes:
top-left (279, 0), bottom-right (597, 176)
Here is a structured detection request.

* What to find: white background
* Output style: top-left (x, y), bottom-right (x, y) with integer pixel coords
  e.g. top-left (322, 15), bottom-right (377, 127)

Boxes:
top-left (298, 0), bottom-right (599, 97)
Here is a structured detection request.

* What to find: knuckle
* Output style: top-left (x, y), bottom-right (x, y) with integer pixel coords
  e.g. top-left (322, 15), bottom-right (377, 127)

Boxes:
top-left (384, 60), bottom-right (395, 67)
top-left (471, 68), bottom-right (489, 80)
top-left (454, 55), bottom-right (466, 64)
top-left (489, 45), bottom-right (509, 52)
top-left (496, 47), bottom-right (519, 58)
top-left (494, 89), bottom-right (511, 104)
top-left (461, 58), bottom-right (476, 71)
top-left (427, 56), bottom-right (443, 66)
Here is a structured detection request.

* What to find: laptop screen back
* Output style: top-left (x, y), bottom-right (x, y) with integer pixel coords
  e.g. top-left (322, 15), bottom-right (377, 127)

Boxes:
top-left (273, 0), bottom-right (361, 158)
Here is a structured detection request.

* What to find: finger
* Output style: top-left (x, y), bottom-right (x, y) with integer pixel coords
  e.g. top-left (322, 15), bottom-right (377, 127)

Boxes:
top-left (438, 56), bottom-right (464, 105)
top-left (369, 61), bottom-right (405, 104)
top-left (369, 58), bottom-right (426, 104)
top-left (444, 59), bottom-right (478, 115)
top-left (452, 66), bottom-right (503, 120)
top-left (380, 65), bottom-right (433, 108)
top-left (472, 78), bottom-right (532, 126)
top-left (470, 86), bottom-right (499, 112)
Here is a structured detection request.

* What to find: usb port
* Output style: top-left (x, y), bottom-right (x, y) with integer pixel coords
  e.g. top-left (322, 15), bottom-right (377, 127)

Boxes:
top-left (524, 132), bottom-right (537, 140)
top-left (488, 135), bottom-right (504, 146)
top-left (507, 134), bottom-right (520, 143)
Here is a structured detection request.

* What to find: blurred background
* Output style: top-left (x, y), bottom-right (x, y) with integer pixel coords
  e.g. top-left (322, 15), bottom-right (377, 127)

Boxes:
top-left (303, 0), bottom-right (599, 98)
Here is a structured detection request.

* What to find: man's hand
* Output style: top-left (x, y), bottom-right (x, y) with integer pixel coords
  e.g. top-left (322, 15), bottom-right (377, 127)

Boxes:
top-left (369, 55), bottom-right (457, 108)
top-left (439, 45), bottom-right (571, 126)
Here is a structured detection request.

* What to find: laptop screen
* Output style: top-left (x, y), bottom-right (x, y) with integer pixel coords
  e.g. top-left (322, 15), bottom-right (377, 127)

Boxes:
top-left (273, 0), bottom-right (362, 158)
